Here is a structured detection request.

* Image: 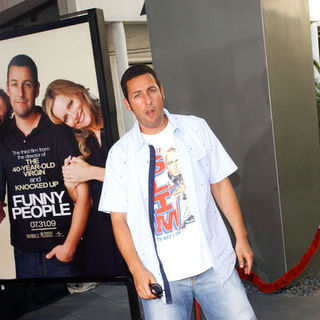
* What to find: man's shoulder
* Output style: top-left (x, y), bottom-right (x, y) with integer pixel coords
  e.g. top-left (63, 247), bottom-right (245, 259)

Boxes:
top-left (170, 112), bottom-right (207, 129)
top-left (50, 122), bottom-right (74, 135)
top-left (172, 112), bottom-right (204, 121)
top-left (32, 108), bottom-right (74, 138)
top-left (168, 111), bottom-right (217, 148)
top-left (42, 116), bottom-right (74, 137)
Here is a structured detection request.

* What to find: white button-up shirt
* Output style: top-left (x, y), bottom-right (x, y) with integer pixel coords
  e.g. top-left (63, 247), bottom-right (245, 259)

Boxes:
top-left (99, 109), bottom-right (237, 299)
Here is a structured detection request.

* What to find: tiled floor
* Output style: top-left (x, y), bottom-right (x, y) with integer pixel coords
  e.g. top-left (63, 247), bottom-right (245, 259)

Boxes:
top-left (14, 282), bottom-right (320, 320)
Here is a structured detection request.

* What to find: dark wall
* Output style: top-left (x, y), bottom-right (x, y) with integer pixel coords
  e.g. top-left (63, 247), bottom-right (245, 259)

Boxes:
top-left (146, 0), bottom-right (320, 281)
top-left (262, 0), bottom-right (320, 273)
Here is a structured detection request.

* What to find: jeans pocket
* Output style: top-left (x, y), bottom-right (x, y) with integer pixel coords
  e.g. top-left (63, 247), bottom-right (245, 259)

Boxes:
top-left (53, 255), bottom-right (72, 265)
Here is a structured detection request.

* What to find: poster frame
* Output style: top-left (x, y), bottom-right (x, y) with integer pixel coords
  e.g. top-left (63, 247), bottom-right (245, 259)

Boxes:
top-left (0, 8), bottom-right (142, 320)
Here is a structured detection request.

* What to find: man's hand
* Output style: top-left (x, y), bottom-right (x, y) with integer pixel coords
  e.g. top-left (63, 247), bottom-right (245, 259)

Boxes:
top-left (132, 266), bottom-right (158, 300)
top-left (46, 244), bottom-right (74, 262)
top-left (0, 202), bottom-right (7, 223)
top-left (110, 212), bottom-right (159, 300)
top-left (235, 237), bottom-right (254, 275)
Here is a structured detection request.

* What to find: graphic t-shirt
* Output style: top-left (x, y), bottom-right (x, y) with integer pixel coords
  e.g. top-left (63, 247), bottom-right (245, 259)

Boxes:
top-left (0, 110), bottom-right (78, 252)
top-left (142, 122), bottom-right (212, 281)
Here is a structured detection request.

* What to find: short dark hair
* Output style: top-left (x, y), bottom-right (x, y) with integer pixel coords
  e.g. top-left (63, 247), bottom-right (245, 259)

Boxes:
top-left (121, 64), bottom-right (161, 100)
top-left (7, 54), bottom-right (38, 84)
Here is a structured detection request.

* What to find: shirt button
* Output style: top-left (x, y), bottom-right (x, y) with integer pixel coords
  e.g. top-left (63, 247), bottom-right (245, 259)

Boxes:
top-left (23, 140), bottom-right (26, 143)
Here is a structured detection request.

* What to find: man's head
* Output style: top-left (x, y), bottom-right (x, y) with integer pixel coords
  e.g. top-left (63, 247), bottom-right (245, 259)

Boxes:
top-left (121, 64), bottom-right (162, 101)
top-left (120, 64), bottom-right (167, 134)
top-left (6, 54), bottom-right (39, 118)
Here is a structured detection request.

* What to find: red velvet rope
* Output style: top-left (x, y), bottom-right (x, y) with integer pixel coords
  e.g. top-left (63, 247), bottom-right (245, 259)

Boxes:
top-left (194, 227), bottom-right (319, 319)
top-left (237, 227), bottom-right (320, 293)
top-left (194, 298), bottom-right (200, 319)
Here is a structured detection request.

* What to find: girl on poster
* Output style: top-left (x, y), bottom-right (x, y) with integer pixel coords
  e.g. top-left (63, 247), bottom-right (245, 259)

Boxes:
top-left (0, 89), bottom-right (11, 223)
top-left (42, 80), bottom-right (126, 277)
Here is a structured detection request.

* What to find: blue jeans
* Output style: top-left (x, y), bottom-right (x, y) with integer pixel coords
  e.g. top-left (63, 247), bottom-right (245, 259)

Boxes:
top-left (14, 248), bottom-right (81, 279)
top-left (142, 268), bottom-right (256, 320)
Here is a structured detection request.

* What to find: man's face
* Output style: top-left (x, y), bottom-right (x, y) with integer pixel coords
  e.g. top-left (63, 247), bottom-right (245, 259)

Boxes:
top-left (6, 65), bottom-right (39, 118)
top-left (166, 149), bottom-right (180, 177)
top-left (124, 73), bottom-right (167, 134)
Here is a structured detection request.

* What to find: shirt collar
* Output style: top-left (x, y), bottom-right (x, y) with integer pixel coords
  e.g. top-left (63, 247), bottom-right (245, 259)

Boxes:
top-left (10, 107), bottom-right (49, 137)
top-left (131, 108), bottom-right (180, 151)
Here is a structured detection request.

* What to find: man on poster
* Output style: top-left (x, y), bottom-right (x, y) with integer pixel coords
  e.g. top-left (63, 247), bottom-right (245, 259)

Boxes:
top-left (99, 65), bottom-right (256, 319)
top-left (0, 54), bottom-right (90, 278)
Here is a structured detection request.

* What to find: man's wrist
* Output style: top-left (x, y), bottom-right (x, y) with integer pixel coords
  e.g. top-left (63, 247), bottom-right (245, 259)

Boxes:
top-left (62, 240), bottom-right (77, 257)
top-left (129, 260), bottom-right (146, 276)
top-left (235, 232), bottom-right (248, 242)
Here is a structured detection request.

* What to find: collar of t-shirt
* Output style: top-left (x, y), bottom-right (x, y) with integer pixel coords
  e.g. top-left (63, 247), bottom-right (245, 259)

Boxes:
top-left (141, 121), bottom-right (174, 147)
top-left (9, 106), bottom-right (49, 138)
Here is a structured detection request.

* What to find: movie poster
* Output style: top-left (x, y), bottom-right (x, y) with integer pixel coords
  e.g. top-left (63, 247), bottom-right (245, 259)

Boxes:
top-left (0, 14), bottom-right (125, 280)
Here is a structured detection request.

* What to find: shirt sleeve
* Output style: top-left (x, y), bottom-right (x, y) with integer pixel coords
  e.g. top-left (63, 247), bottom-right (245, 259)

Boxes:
top-left (200, 118), bottom-right (238, 183)
top-left (98, 144), bottom-right (128, 213)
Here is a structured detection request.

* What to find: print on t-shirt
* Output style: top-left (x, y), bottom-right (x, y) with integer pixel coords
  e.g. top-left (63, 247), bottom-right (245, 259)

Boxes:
top-left (143, 121), bottom-right (212, 281)
top-left (154, 147), bottom-right (194, 241)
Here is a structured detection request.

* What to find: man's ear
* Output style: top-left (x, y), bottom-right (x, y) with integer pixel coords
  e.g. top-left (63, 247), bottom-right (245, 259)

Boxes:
top-left (160, 86), bottom-right (165, 100)
top-left (35, 82), bottom-right (40, 98)
top-left (123, 97), bottom-right (132, 112)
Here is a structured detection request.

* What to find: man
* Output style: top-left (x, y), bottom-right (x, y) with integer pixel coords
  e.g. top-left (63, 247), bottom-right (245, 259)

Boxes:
top-left (0, 54), bottom-right (90, 278)
top-left (99, 64), bottom-right (256, 319)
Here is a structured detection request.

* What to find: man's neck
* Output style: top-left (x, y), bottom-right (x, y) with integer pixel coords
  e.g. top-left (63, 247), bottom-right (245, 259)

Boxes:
top-left (15, 109), bottom-right (42, 137)
top-left (140, 115), bottom-right (169, 135)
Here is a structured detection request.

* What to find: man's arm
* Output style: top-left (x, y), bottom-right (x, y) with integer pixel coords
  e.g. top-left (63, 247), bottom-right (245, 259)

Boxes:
top-left (111, 212), bottom-right (157, 299)
top-left (211, 177), bottom-right (253, 274)
top-left (46, 182), bottom-right (91, 262)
